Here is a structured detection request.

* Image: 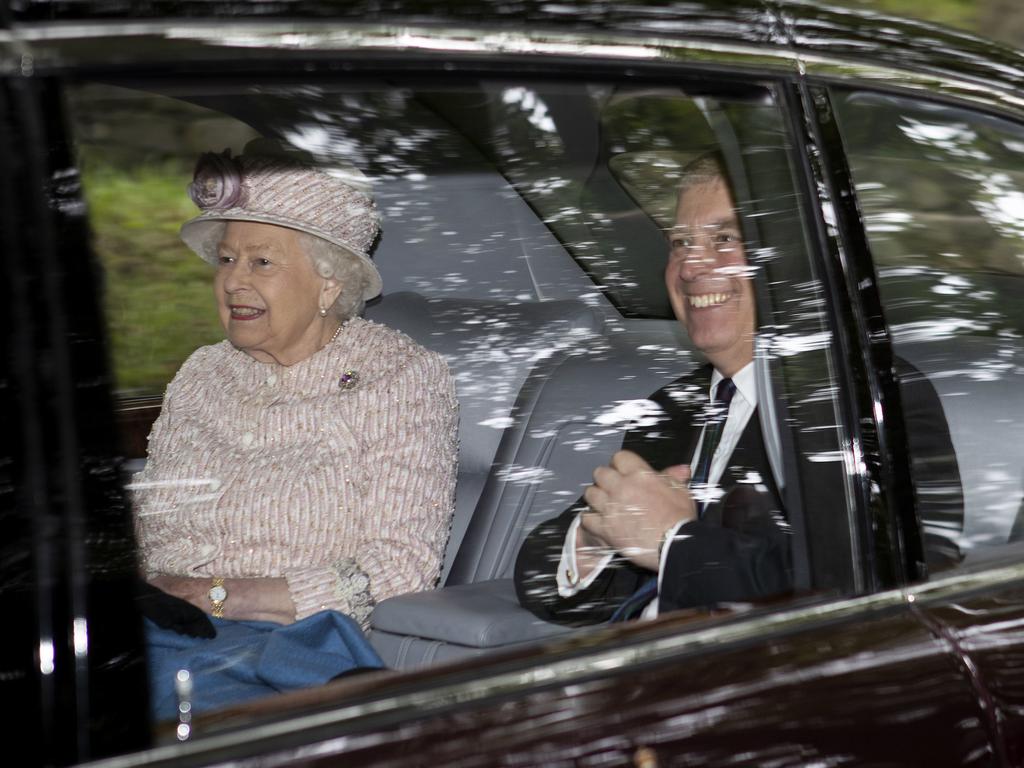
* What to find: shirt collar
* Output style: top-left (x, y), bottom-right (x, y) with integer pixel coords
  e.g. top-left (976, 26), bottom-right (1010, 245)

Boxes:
top-left (709, 361), bottom-right (755, 407)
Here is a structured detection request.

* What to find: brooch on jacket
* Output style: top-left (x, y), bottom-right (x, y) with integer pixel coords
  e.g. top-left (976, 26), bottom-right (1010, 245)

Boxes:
top-left (338, 370), bottom-right (359, 391)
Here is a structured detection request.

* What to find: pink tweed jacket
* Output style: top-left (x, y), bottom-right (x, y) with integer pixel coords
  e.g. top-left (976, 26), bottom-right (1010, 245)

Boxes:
top-left (131, 317), bottom-right (458, 628)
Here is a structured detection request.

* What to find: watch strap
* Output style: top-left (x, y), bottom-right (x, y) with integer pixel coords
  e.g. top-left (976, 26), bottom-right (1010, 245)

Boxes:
top-left (208, 577), bottom-right (227, 618)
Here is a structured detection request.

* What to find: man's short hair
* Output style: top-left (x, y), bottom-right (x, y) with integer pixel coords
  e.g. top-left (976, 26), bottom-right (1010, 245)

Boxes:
top-left (677, 151), bottom-right (729, 200)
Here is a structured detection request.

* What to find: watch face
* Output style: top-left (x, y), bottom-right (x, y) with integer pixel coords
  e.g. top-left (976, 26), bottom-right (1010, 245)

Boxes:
top-left (209, 585), bottom-right (227, 602)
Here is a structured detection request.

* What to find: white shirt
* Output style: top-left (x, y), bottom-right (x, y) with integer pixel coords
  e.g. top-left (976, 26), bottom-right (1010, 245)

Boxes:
top-left (556, 362), bottom-right (757, 618)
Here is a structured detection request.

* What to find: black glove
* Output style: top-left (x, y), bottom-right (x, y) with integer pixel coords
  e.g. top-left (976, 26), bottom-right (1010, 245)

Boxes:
top-left (136, 578), bottom-right (217, 639)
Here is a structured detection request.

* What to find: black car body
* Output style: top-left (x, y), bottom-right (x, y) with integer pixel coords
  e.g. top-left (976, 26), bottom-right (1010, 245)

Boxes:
top-left (2, 1), bottom-right (1024, 765)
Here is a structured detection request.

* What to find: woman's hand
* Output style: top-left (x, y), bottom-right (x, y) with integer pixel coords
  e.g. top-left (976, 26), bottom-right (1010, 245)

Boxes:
top-left (148, 574), bottom-right (297, 625)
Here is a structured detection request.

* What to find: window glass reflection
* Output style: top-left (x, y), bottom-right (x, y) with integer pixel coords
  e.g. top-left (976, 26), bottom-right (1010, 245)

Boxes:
top-left (68, 78), bottom-right (849, 726)
top-left (833, 91), bottom-right (1024, 563)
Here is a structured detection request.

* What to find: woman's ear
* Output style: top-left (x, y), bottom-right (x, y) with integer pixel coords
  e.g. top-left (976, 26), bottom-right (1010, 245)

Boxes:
top-left (321, 278), bottom-right (343, 311)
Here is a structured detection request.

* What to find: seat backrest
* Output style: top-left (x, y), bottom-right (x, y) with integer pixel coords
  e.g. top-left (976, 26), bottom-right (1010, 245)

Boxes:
top-left (895, 335), bottom-right (1024, 552)
top-left (364, 291), bottom-right (605, 580)
top-left (446, 320), bottom-right (697, 585)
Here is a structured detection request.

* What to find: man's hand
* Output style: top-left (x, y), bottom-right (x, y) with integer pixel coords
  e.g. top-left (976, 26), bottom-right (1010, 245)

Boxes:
top-left (580, 450), bottom-right (696, 571)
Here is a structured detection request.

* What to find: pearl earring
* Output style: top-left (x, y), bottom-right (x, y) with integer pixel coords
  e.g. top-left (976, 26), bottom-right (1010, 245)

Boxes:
top-left (319, 307), bottom-right (327, 317)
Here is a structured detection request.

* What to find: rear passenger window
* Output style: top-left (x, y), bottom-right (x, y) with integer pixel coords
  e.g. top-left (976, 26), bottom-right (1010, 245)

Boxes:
top-left (69, 85), bottom-right (254, 397)
top-left (66, 76), bottom-right (856, 723)
top-left (831, 90), bottom-right (1024, 566)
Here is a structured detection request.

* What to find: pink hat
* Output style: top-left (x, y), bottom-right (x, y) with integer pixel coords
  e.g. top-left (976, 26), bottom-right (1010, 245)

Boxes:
top-left (179, 141), bottom-right (383, 300)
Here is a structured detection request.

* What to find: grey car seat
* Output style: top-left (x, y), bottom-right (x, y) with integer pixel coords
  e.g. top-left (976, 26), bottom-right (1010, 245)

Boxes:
top-left (365, 292), bottom-right (696, 667)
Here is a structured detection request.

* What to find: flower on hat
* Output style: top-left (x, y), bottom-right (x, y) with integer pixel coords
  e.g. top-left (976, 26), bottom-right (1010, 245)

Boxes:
top-left (188, 149), bottom-right (245, 211)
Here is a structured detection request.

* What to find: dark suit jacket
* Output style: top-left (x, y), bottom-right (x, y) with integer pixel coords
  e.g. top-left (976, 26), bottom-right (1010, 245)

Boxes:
top-left (514, 364), bottom-right (792, 626)
top-left (514, 357), bottom-right (964, 626)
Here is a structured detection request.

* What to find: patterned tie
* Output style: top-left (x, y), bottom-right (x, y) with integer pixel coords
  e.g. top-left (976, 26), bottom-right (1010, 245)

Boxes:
top-left (691, 378), bottom-right (736, 517)
top-left (608, 377), bottom-right (737, 623)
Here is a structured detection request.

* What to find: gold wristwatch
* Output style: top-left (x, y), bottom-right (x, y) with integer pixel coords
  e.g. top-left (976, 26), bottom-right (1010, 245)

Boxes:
top-left (208, 577), bottom-right (227, 618)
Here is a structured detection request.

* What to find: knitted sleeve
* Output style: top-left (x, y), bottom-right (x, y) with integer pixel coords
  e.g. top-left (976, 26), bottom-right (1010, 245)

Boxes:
top-left (130, 359), bottom-right (188, 574)
top-left (129, 346), bottom-right (228, 578)
top-left (131, 346), bottom-right (211, 494)
top-left (285, 350), bottom-right (458, 626)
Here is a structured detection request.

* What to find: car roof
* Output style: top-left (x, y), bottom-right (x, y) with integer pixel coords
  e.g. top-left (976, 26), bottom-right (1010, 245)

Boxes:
top-left (4, 1), bottom-right (1022, 104)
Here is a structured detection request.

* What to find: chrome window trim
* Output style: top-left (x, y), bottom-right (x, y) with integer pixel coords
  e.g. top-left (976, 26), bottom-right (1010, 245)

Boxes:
top-left (3, 21), bottom-right (1019, 117)
top-left (798, 55), bottom-right (1024, 118)
top-left (2, 20), bottom-right (799, 74)
top-left (907, 560), bottom-right (1024, 605)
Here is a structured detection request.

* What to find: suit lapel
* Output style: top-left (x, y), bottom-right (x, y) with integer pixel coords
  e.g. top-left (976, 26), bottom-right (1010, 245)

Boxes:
top-left (709, 411), bottom-right (785, 526)
top-left (649, 364), bottom-right (711, 470)
top-left (654, 364), bottom-right (783, 519)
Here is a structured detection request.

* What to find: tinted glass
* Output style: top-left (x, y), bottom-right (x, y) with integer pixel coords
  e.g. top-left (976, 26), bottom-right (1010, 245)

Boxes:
top-left (832, 90), bottom-right (1024, 566)
top-left (69, 85), bottom-right (253, 397)
top-left (64, 76), bottom-right (850, 734)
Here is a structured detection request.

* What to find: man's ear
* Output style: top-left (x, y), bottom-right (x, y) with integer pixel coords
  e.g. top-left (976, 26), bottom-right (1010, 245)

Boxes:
top-left (321, 278), bottom-right (343, 310)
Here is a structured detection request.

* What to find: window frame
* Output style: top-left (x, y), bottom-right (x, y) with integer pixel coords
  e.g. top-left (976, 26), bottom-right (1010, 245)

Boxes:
top-left (812, 77), bottom-right (1024, 576)
top-left (0, 73), bottom-right (150, 765)
top-left (5, 25), bottom-right (961, 762)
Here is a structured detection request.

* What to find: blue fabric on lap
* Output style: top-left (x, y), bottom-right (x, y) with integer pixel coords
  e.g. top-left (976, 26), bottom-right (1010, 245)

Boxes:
top-left (145, 610), bottom-right (385, 722)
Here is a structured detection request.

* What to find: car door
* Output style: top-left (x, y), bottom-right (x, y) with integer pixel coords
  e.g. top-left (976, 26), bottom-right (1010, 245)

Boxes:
top-left (1, 7), bottom-right (1016, 768)
top-left (0, 68), bottom-right (150, 765)
top-left (814, 77), bottom-right (1024, 766)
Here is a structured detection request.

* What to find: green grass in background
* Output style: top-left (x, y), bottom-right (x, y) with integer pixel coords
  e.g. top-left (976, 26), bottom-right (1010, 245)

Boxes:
top-left (828, 0), bottom-right (1023, 49)
top-left (838, 0), bottom-right (976, 31)
top-left (73, 0), bottom-right (1022, 398)
top-left (84, 161), bottom-right (225, 396)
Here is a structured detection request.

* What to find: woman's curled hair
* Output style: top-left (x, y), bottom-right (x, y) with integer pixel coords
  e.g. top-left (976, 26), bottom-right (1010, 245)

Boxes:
top-left (297, 232), bottom-right (370, 320)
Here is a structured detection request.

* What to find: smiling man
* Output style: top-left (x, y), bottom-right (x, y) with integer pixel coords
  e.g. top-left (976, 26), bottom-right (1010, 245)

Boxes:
top-left (514, 153), bottom-right (792, 625)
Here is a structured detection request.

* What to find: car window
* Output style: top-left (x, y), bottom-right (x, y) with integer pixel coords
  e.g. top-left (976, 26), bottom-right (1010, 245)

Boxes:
top-left (831, 89), bottom-right (1024, 568)
top-left (68, 85), bottom-right (257, 398)
top-left (64, 75), bottom-right (853, 733)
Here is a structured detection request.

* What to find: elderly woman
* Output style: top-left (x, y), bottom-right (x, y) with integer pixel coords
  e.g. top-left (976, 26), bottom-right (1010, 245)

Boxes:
top-left (132, 140), bottom-right (458, 717)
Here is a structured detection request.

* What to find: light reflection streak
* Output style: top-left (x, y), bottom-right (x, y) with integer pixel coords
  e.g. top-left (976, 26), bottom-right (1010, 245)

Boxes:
top-left (770, 331), bottom-right (832, 356)
top-left (889, 318), bottom-right (990, 343)
top-left (970, 171), bottom-right (1024, 240)
top-left (899, 118), bottom-right (983, 156)
top-left (502, 87), bottom-right (557, 133)
top-left (807, 451), bottom-right (846, 463)
top-left (957, 615), bottom-right (1024, 641)
top-left (864, 210), bottom-right (913, 233)
top-left (478, 416), bottom-right (515, 430)
top-left (39, 639), bottom-right (54, 675)
top-left (73, 618), bottom-right (88, 658)
top-left (494, 464), bottom-right (553, 485)
top-left (593, 399), bottom-right (665, 429)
